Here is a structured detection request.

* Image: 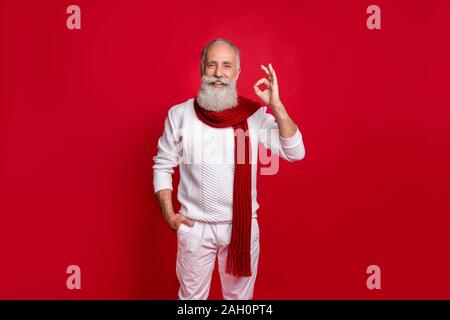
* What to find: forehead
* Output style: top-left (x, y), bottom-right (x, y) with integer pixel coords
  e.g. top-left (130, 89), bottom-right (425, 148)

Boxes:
top-left (205, 42), bottom-right (237, 62)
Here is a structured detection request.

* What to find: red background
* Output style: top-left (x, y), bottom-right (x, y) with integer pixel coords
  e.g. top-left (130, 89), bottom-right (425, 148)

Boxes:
top-left (1, 0), bottom-right (449, 299)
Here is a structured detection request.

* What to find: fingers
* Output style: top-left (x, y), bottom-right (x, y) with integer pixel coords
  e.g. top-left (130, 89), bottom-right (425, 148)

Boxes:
top-left (268, 63), bottom-right (278, 85)
top-left (261, 63), bottom-right (278, 86)
top-left (261, 65), bottom-right (270, 78)
top-left (253, 78), bottom-right (270, 98)
top-left (254, 77), bottom-right (270, 87)
top-left (253, 85), bottom-right (263, 97)
top-left (182, 217), bottom-right (194, 227)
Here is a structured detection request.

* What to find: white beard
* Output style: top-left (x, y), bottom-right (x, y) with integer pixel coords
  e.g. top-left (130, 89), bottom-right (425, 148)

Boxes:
top-left (196, 75), bottom-right (238, 112)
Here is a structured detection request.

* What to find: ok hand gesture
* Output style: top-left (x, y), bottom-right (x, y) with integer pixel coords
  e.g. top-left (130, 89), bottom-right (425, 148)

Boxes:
top-left (253, 63), bottom-right (283, 109)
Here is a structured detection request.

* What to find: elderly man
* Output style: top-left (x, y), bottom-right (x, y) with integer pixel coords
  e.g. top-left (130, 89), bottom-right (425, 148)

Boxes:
top-left (153, 39), bottom-right (305, 300)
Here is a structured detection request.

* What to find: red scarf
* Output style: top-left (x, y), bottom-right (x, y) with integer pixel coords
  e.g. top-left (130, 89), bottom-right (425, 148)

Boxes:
top-left (193, 96), bottom-right (261, 277)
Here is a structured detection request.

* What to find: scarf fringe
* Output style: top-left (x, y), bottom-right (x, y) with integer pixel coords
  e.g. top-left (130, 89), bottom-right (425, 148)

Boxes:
top-left (226, 249), bottom-right (252, 277)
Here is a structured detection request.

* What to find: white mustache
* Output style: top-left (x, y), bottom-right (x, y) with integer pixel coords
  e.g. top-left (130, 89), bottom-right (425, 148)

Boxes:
top-left (202, 75), bottom-right (232, 86)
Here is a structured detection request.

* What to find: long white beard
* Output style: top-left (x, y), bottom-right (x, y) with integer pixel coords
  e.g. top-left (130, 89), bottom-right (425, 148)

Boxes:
top-left (196, 75), bottom-right (238, 112)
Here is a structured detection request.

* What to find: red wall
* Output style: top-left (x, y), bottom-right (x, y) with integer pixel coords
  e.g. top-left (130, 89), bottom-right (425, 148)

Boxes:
top-left (1, 0), bottom-right (449, 299)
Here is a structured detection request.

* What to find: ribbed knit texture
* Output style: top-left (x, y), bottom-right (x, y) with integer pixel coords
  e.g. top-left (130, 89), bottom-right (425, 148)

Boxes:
top-left (199, 126), bottom-right (235, 217)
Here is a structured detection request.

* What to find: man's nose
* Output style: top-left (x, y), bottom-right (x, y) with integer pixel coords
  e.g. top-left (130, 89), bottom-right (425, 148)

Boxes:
top-left (214, 66), bottom-right (223, 78)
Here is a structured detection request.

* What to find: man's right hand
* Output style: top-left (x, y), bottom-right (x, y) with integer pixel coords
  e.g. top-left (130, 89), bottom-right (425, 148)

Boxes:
top-left (155, 189), bottom-right (194, 233)
top-left (166, 213), bottom-right (195, 233)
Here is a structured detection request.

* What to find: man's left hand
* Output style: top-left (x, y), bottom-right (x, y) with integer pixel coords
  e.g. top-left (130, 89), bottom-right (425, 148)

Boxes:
top-left (253, 63), bottom-right (283, 109)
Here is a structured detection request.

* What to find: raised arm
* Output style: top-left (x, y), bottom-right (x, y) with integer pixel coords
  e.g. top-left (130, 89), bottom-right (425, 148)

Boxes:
top-left (253, 63), bottom-right (297, 138)
top-left (253, 63), bottom-right (305, 161)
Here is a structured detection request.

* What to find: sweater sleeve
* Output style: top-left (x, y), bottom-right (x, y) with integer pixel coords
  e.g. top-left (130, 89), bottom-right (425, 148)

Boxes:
top-left (256, 106), bottom-right (306, 162)
top-left (152, 109), bottom-right (181, 193)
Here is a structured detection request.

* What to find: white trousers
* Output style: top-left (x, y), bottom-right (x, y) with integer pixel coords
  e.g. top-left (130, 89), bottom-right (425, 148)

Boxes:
top-left (176, 217), bottom-right (260, 300)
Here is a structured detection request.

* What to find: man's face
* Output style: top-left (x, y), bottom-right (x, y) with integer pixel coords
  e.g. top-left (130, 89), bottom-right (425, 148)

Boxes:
top-left (202, 42), bottom-right (240, 86)
top-left (197, 42), bottom-right (240, 112)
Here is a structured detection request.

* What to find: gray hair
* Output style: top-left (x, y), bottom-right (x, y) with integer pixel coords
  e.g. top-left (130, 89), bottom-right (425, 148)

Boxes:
top-left (200, 38), bottom-right (241, 75)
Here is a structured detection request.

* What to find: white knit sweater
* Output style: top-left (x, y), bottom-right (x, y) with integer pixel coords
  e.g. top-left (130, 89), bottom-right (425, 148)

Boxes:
top-left (153, 98), bottom-right (305, 222)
